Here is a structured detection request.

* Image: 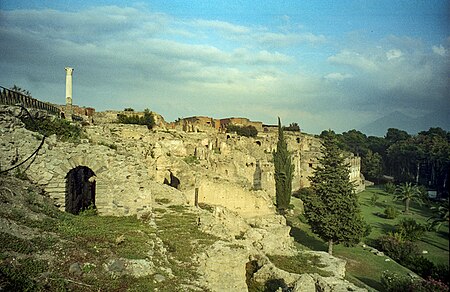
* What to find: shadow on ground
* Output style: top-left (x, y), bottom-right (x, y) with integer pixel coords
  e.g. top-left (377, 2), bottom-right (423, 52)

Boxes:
top-left (355, 276), bottom-right (383, 291)
top-left (287, 221), bottom-right (327, 252)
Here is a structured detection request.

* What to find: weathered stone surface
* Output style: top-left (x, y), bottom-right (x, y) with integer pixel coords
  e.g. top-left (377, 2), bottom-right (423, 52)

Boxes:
top-left (0, 108), bottom-right (369, 291)
top-left (303, 251), bottom-right (347, 278)
top-left (312, 274), bottom-right (367, 292)
top-left (293, 274), bottom-right (316, 292)
top-left (197, 241), bottom-right (250, 292)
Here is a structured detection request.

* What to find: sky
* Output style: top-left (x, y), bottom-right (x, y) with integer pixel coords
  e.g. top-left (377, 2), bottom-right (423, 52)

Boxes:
top-left (0, 0), bottom-right (449, 134)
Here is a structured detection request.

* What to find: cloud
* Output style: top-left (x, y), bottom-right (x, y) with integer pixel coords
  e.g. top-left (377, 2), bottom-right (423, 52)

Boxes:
top-left (0, 5), bottom-right (448, 134)
top-left (192, 19), bottom-right (250, 34)
top-left (254, 32), bottom-right (326, 47)
top-left (328, 50), bottom-right (378, 71)
top-left (386, 49), bottom-right (403, 60)
top-left (324, 72), bottom-right (352, 81)
top-left (432, 44), bottom-right (447, 56)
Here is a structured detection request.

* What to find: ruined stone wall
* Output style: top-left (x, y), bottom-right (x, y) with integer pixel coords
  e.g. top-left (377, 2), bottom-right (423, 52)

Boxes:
top-left (1, 104), bottom-right (364, 219)
top-left (59, 105), bottom-right (95, 117)
top-left (0, 107), bottom-right (154, 216)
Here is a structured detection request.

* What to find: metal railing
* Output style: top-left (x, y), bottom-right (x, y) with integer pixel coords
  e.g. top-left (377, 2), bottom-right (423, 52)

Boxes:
top-left (0, 86), bottom-right (61, 116)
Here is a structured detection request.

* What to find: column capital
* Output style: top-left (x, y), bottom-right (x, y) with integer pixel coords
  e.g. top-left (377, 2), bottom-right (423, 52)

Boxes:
top-left (65, 67), bottom-right (74, 75)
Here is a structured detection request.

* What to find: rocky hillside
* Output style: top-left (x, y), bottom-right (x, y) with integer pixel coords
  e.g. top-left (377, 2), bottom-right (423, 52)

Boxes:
top-left (0, 106), bottom-right (367, 291)
top-left (0, 175), bottom-right (367, 291)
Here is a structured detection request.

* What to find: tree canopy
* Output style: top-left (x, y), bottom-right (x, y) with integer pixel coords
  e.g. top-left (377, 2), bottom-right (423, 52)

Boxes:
top-left (304, 134), bottom-right (366, 255)
top-left (319, 127), bottom-right (450, 198)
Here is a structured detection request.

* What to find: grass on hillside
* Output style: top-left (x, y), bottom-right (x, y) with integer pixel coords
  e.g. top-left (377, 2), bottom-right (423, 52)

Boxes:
top-left (0, 176), bottom-right (219, 291)
top-left (288, 187), bottom-right (449, 291)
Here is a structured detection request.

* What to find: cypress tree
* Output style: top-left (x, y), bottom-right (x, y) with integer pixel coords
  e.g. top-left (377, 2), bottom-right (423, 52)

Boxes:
top-left (304, 134), bottom-right (366, 255)
top-left (273, 117), bottom-right (294, 213)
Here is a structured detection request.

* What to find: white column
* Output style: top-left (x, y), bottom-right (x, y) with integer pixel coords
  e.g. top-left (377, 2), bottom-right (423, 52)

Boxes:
top-left (65, 67), bottom-right (74, 105)
top-left (64, 67), bottom-right (74, 120)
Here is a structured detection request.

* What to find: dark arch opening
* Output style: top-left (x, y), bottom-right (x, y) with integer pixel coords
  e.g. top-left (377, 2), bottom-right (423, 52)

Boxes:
top-left (164, 171), bottom-right (181, 189)
top-left (255, 141), bottom-right (261, 146)
top-left (65, 166), bottom-right (96, 215)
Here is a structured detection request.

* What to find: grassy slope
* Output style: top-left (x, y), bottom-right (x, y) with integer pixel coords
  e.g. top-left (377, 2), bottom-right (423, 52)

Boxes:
top-left (288, 187), bottom-right (449, 291)
top-left (0, 176), bottom-right (218, 291)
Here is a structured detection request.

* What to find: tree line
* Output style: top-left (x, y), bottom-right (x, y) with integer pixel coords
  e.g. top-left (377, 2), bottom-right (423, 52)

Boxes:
top-left (319, 127), bottom-right (450, 198)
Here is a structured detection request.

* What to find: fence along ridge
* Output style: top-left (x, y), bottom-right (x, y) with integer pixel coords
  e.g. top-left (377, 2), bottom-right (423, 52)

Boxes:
top-left (0, 86), bottom-right (61, 115)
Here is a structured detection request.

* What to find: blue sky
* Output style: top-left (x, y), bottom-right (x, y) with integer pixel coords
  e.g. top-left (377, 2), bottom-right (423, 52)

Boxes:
top-left (0, 0), bottom-right (448, 134)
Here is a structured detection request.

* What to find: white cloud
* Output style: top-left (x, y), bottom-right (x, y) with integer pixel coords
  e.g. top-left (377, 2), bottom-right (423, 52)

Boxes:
top-left (324, 72), bottom-right (352, 81)
top-left (254, 32), bottom-right (326, 47)
top-left (328, 50), bottom-right (378, 71)
top-left (192, 19), bottom-right (250, 34)
top-left (0, 5), bottom-right (448, 134)
top-left (386, 49), bottom-right (403, 60)
top-left (432, 44), bottom-right (447, 56)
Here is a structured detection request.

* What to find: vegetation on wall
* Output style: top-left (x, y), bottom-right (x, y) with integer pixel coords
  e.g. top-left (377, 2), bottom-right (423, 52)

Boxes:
top-left (226, 124), bottom-right (258, 137)
top-left (273, 118), bottom-right (294, 213)
top-left (304, 133), bottom-right (366, 255)
top-left (282, 122), bottom-right (300, 132)
top-left (116, 108), bottom-right (155, 129)
top-left (21, 116), bottom-right (84, 143)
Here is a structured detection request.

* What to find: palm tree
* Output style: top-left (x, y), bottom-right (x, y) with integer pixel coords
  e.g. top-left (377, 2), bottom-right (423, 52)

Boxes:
top-left (428, 199), bottom-right (449, 232)
top-left (393, 182), bottom-right (423, 213)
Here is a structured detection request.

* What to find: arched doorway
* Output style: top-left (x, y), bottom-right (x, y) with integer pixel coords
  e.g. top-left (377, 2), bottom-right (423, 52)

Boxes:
top-left (65, 166), bottom-right (96, 214)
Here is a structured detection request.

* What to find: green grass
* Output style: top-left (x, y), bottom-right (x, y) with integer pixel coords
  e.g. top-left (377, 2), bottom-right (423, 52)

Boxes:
top-left (268, 253), bottom-right (333, 277)
top-left (359, 186), bottom-right (449, 266)
top-left (0, 177), bottom-right (220, 291)
top-left (288, 189), bottom-right (450, 291)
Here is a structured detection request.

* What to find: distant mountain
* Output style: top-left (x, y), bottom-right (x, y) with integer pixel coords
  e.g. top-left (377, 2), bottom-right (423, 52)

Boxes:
top-left (359, 110), bottom-right (450, 137)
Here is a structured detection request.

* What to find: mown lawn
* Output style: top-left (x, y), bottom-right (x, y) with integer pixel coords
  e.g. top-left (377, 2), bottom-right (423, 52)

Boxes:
top-left (288, 186), bottom-right (449, 291)
top-left (359, 186), bottom-right (449, 266)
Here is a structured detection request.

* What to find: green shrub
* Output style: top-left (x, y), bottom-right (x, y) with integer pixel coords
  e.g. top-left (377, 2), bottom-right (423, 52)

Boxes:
top-left (380, 270), bottom-right (414, 292)
top-left (21, 116), bottom-right (84, 142)
top-left (384, 206), bottom-right (399, 219)
top-left (369, 193), bottom-right (379, 206)
top-left (406, 256), bottom-right (435, 279)
top-left (431, 264), bottom-right (450, 286)
top-left (226, 124), bottom-right (258, 137)
top-left (292, 187), bottom-right (314, 200)
top-left (282, 122), bottom-right (300, 132)
top-left (116, 108), bottom-right (155, 129)
top-left (385, 182), bottom-right (396, 194)
top-left (395, 218), bottom-right (426, 242)
top-left (410, 278), bottom-right (449, 292)
top-left (381, 270), bottom-right (449, 292)
top-left (183, 155), bottom-right (199, 165)
top-left (377, 234), bottom-right (420, 263)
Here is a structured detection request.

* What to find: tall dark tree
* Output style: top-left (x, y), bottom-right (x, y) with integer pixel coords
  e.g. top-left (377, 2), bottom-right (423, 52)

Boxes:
top-left (273, 117), bottom-right (294, 213)
top-left (304, 134), bottom-right (366, 255)
top-left (363, 150), bottom-right (383, 183)
top-left (340, 129), bottom-right (369, 157)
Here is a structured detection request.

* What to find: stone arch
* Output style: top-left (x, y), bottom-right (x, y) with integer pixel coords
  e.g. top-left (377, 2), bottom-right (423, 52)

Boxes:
top-left (65, 166), bottom-right (96, 214)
